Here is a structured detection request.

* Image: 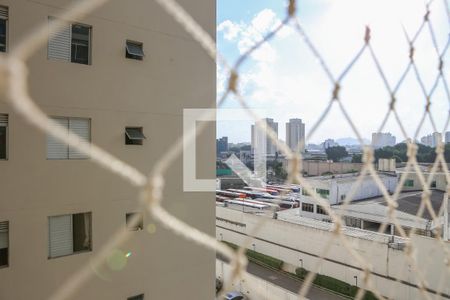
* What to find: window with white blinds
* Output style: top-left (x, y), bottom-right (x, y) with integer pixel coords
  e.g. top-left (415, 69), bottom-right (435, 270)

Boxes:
top-left (47, 117), bottom-right (90, 160)
top-left (48, 212), bottom-right (92, 259)
top-left (48, 17), bottom-right (71, 61)
top-left (0, 113), bottom-right (8, 160)
top-left (0, 6), bottom-right (8, 52)
top-left (48, 17), bottom-right (91, 65)
top-left (48, 215), bottom-right (73, 258)
top-left (0, 221), bottom-right (8, 267)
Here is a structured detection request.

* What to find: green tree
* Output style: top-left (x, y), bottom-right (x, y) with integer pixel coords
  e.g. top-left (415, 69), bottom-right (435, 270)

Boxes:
top-left (445, 144), bottom-right (450, 162)
top-left (229, 146), bottom-right (240, 153)
top-left (351, 154), bottom-right (362, 163)
top-left (325, 146), bottom-right (348, 162)
top-left (267, 161), bottom-right (287, 180)
top-left (374, 142), bottom-right (436, 163)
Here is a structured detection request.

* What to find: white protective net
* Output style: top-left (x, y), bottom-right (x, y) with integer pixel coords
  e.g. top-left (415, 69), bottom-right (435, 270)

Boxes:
top-left (0, 0), bottom-right (449, 299)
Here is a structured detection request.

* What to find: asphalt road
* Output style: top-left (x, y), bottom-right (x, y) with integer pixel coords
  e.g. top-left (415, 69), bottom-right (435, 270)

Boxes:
top-left (246, 260), bottom-right (347, 300)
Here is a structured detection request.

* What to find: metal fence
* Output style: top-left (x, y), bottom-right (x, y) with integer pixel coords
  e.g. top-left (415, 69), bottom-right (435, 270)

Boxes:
top-left (1, 0), bottom-right (449, 299)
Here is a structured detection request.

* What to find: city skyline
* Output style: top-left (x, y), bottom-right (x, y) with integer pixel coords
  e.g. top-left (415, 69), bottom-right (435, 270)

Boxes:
top-left (220, 127), bottom-right (449, 147)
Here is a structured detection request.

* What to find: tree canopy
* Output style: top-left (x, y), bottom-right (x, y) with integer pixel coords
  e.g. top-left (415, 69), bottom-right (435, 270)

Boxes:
top-left (325, 146), bottom-right (348, 162)
top-left (374, 143), bottom-right (439, 163)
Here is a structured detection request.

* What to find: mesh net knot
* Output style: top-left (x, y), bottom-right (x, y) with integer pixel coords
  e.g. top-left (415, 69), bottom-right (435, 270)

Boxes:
top-left (435, 142), bottom-right (444, 155)
top-left (389, 95), bottom-right (396, 110)
top-left (228, 70), bottom-right (239, 93)
top-left (362, 146), bottom-right (374, 164)
top-left (144, 175), bottom-right (165, 206)
top-left (288, 0), bottom-right (296, 17)
top-left (406, 143), bottom-right (418, 159)
top-left (364, 26), bottom-right (371, 44)
top-left (424, 10), bottom-right (430, 22)
top-left (409, 45), bottom-right (415, 61)
top-left (332, 83), bottom-right (341, 100)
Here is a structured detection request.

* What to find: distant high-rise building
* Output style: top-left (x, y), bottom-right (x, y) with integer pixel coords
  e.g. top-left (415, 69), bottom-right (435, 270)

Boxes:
top-left (251, 118), bottom-right (278, 155)
top-left (445, 132), bottom-right (450, 144)
top-left (216, 136), bottom-right (228, 154)
top-left (322, 139), bottom-right (338, 149)
top-left (286, 118), bottom-right (305, 153)
top-left (420, 132), bottom-right (442, 147)
top-left (372, 132), bottom-right (396, 149)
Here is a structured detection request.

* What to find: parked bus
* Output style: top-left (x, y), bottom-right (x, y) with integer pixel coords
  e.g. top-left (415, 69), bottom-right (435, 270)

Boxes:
top-left (244, 186), bottom-right (279, 196)
top-left (267, 184), bottom-right (300, 193)
top-left (227, 189), bottom-right (269, 199)
top-left (224, 199), bottom-right (269, 210)
top-left (216, 190), bottom-right (246, 199)
top-left (253, 197), bottom-right (299, 209)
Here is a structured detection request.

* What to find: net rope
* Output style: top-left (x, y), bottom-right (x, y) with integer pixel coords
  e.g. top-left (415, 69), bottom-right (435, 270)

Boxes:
top-left (0, 0), bottom-right (449, 299)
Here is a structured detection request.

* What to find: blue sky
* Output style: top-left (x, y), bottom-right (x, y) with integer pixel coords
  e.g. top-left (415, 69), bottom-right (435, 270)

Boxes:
top-left (216, 0), bottom-right (449, 145)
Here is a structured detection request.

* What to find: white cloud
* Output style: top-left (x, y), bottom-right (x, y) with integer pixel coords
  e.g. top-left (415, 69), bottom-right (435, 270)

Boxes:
top-left (218, 9), bottom-right (293, 64)
top-left (251, 9), bottom-right (277, 33)
top-left (217, 20), bottom-right (241, 41)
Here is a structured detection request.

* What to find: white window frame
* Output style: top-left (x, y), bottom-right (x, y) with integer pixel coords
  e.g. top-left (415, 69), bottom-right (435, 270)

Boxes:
top-left (0, 113), bottom-right (8, 160)
top-left (48, 17), bottom-right (92, 65)
top-left (70, 22), bottom-right (92, 65)
top-left (0, 6), bottom-right (8, 53)
top-left (0, 221), bottom-right (9, 268)
top-left (126, 212), bottom-right (144, 231)
top-left (48, 212), bottom-right (92, 259)
top-left (47, 116), bottom-right (91, 160)
top-left (301, 202), bottom-right (314, 213)
top-left (125, 40), bottom-right (144, 60)
top-left (316, 205), bottom-right (327, 215)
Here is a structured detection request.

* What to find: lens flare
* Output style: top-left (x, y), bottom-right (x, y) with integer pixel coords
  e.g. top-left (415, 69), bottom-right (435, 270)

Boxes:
top-left (106, 249), bottom-right (127, 271)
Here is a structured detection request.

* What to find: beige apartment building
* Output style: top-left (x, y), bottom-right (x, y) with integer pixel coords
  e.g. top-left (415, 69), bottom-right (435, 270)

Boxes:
top-left (0, 1), bottom-right (215, 299)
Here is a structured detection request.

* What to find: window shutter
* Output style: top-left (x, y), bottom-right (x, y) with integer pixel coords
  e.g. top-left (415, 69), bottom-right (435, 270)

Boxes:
top-left (0, 221), bottom-right (8, 249)
top-left (47, 118), bottom-right (69, 159)
top-left (49, 215), bottom-right (73, 258)
top-left (0, 6), bottom-right (8, 19)
top-left (48, 17), bottom-right (71, 61)
top-left (0, 114), bottom-right (7, 127)
top-left (68, 118), bottom-right (90, 159)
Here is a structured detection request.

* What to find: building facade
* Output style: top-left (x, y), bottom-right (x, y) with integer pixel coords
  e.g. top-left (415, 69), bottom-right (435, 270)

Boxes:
top-left (251, 118), bottom-right (278, 155)
top-left (299, 174), bottom-right (397, 205)
top-left (371, 132), bottom-right (396, 149)
top-left (322, 138), bottom-right (338, 149)
top-left (285, 118), bottom-right (305, 153)
top-left (0, 1), bottom-right (215, 299)
top-left (216, 136), bottom-right (228, 154)
top-left (421, 132), bottom-right (442, 147)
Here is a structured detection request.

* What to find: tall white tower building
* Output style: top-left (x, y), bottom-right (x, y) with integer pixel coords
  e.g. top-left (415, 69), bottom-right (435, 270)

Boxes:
top-left (251, 118), bottom-right (278, 155)
top-left (286, 118), bottom-right (305, 152)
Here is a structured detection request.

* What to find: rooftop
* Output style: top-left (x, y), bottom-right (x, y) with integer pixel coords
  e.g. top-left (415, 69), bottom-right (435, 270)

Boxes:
top-left (307, 172), bottom-right (396, 184)
top-left (276, 208), bottom-right (407, 243)
top-left (332, 190), bottom-right (447, 228)
top-left (379, 190), bottom-right (446, 220)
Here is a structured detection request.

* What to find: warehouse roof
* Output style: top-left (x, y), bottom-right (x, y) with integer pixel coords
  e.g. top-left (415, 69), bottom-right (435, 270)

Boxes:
top-left (332, 190), bottom-right (447, 229)
top-left (306, 173), bottom-right (396, 184)
top-left (379, 190), bottom-right (446, 220)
